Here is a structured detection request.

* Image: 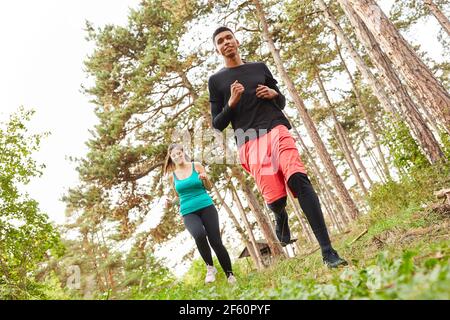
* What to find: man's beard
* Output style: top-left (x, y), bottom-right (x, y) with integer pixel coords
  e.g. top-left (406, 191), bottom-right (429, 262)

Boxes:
top-left (225, 51), bottom-right (236, 59)
top-left (223, 46), bottom-right (237, 58)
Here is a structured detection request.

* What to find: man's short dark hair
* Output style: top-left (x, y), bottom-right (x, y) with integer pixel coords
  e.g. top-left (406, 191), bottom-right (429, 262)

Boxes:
top-left (212, 26), bottom-right (234, 44)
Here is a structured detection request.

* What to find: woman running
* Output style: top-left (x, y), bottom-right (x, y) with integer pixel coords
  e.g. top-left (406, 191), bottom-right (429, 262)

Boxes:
top-left (164, 143), bottom-right (236, 285)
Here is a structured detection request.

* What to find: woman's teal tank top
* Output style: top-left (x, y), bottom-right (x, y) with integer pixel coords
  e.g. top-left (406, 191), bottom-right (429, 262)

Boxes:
top-left (173, 162), bottom-right (214, 216)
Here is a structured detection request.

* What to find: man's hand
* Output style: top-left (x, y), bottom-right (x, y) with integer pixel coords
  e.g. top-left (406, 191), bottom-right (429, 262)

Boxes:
top-left (256, 84), bottom-right (278, 100)
top-left (198, 173), bottom-right (208, 181)
top-left (228, 80), bottom-right (244, 108)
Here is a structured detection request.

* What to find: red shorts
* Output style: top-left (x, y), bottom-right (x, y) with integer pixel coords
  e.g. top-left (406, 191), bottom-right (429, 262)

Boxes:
top-left (239, 125), bottom-right (307, 204)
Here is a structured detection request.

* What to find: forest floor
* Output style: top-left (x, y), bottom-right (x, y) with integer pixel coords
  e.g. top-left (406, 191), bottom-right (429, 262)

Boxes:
top-left (134, 165), bottom-right (450, 300)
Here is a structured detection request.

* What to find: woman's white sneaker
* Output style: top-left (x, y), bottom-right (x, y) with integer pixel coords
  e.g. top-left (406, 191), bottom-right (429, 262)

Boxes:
top-left (227, 275), bottom-right (237, 285)
top-left (205, 265), bottom-right (217, 283)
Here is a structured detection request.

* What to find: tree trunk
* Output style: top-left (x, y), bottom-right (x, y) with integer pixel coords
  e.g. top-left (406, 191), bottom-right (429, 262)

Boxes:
top-left (229, 181), bottom-right (266, 268)
top-left (314, 0), bottom-right (396, 115)
top-left (425, 0), bottom-right (450, 36)
top-left (317, 0), bottom-right (445, 164)
top-left (343, 0), bottom-right (450, 133)
top-left (337, 0), bottom-right (446, 164)
top-left (232, 167), bottom-right (287, 258)
top-left (320, 176), bottom-right (349, 228)
top-left (213, 184), bottom-right (264, 270)
top-left (334, 35), bottom-right (391, 180)
top-left (341, 126), bottom-right (374, 187)
top-left (314, 182), bottom-right (344, 233)
top-left (253, 0), bottom-right (360, 220)
top-left (418, 93), bottom-right (443, 136)
top-left (314, 69), bottom-right (369, 196)
top-left (88, 233), bottom-right (105, 294)
top-left (98, 227), bottom-right (116, 294)
top-left (335, 123), bottom-right (368, 194)
top-left (361, 136), bottom-right (388, 183)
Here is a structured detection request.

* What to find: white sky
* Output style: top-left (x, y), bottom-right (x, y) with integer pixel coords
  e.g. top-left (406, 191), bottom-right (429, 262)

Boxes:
top-left (0, 1), bottom-right (446, 229)
top-left (0, 0), bottom-right (141, 224)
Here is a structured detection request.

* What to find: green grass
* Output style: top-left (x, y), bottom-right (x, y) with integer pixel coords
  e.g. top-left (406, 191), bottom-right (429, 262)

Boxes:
top-left (39, 164), bottom-right (448, 300)
top-left (132, 213), bottom-right (449, 300)
top-left (131, 164), bottom-right (450, 300)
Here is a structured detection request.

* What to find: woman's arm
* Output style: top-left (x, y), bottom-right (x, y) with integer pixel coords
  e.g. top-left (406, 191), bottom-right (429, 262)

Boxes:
top-left (194, 162), bottom-right (213, 191)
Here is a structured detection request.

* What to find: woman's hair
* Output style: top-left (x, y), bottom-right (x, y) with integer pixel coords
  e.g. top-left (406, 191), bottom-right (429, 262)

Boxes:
top-left (163, 143), bottom-right (191, 175)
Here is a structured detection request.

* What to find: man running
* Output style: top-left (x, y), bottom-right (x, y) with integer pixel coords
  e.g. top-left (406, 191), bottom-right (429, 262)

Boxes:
top-left (208, 26), bottom-right (347, 268)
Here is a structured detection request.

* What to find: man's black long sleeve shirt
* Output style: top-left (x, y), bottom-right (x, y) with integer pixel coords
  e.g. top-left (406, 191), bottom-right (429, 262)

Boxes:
top-left (208, 62), bottom-right (292, 148)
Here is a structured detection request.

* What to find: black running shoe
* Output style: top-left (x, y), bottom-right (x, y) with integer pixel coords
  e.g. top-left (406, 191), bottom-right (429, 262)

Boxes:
top-left (280, 238), bottom-right (298, 247)
top-left (323, 249), bottom-right (348, 268)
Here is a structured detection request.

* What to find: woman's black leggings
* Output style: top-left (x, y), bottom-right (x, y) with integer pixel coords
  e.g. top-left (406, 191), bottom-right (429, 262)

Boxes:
top-left (182, 205), bottom-right (233, 277)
